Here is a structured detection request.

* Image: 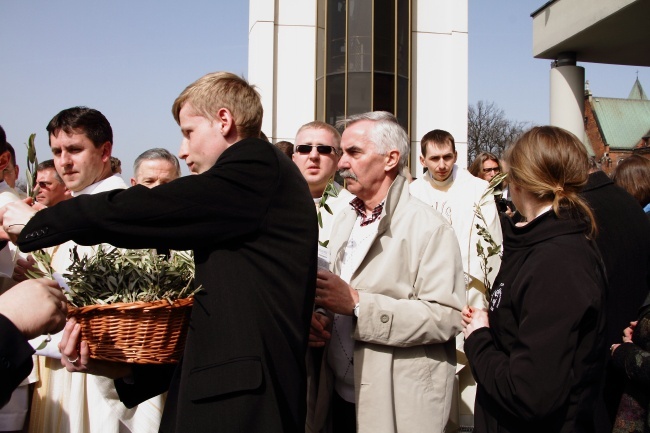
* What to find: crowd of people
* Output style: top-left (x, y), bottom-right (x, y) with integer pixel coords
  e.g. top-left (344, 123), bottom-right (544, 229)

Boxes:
top-left (0, 71), bottom-right (649, 433)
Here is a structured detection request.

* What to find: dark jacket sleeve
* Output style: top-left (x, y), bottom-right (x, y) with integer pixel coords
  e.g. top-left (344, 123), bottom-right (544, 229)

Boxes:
top-left (611, 342), bottom-right (650, 386)
top-left (465, 246), bottom-right (604, 421)
top-left (0, 314), bottom-right (34, 407)
top-left (18, 140), bottom-right (280, 252)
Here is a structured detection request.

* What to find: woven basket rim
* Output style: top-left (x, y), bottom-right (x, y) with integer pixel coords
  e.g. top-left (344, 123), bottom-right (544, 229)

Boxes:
top-left (68, 297), bottom-right (194, 315)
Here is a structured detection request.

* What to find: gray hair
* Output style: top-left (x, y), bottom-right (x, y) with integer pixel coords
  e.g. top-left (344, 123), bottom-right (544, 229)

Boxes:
top-left (133, 148), bottom-right (181, 178)
top-left (336, 111), bottom-right (409, 173)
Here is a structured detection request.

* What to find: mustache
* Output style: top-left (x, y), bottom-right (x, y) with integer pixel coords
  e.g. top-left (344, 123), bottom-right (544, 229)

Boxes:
top-left (339, 169), bottom-right (358, 181)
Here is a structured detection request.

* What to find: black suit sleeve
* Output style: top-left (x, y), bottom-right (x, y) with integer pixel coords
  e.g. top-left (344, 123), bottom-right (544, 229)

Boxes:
top-left (0, 314), bottom-right (34, 408)
top-left (18, 140), bottom-right (280, 252)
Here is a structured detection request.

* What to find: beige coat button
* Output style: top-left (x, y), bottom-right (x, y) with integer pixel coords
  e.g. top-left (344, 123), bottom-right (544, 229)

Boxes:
top-left (380, 314), bottom-right (389, 323)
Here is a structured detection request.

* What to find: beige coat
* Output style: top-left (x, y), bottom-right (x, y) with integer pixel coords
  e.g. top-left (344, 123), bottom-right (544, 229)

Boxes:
top-left (310, 175), bottom-right (465, 433)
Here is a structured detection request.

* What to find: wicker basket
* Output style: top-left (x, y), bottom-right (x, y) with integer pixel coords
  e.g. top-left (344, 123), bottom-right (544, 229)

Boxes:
top-left (67, 298), bottom-right (193, 364)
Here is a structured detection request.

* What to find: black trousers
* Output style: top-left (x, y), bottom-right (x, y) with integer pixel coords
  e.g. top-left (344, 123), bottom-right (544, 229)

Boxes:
top-left (332, 391), bottom-right (356, 433)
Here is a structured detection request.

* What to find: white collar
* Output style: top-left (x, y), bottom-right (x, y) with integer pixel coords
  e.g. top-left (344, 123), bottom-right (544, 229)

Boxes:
top-left (71, 174), bottom-right (127, 196)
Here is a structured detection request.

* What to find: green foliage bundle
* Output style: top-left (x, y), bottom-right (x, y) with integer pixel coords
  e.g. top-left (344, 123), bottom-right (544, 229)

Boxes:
top-left (31, 247), bottom-right (201, 308)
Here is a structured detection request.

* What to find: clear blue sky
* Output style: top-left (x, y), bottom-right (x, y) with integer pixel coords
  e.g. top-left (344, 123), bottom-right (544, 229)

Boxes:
top-left (1, 0), bottom-right (647, 181)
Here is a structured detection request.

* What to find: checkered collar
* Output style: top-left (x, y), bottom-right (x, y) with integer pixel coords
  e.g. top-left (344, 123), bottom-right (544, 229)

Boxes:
top-left (350, 197), bottom-right (384, 227)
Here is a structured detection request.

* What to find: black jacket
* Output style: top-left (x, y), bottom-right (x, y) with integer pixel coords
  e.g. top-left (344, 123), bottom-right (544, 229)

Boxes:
top-left (581, 170), bottom-right (650, 431)
top-left (465, 211), bottom-right (607, 433)
top-left (18, 138), bottom-right (318, 433)
top-left (0, 314), bottom-right (34, 408)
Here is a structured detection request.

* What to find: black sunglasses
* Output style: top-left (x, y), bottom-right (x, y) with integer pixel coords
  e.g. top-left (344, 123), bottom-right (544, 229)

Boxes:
top-left (295, 144), bottom-right (339, 155)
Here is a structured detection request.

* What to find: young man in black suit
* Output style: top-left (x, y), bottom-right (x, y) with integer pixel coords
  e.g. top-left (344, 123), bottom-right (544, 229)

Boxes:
top-left (0, 72), bottom-right (318, 433)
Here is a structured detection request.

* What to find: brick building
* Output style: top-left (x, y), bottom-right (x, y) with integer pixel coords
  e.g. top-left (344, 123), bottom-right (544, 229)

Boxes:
top-left (584, 78), bottom-right (650, 174)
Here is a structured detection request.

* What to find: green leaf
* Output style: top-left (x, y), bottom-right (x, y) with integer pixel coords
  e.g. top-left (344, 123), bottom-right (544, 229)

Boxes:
top-left (34, 334), bottom-right (51, 350)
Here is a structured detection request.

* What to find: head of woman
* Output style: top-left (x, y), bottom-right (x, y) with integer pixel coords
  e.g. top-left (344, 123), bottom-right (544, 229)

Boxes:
top-left (469, 152), bottom-right (502, 182)
top-left (505, 126), bottom-right (596, 235)
top-left (611, 155), bottom-right (650, 209)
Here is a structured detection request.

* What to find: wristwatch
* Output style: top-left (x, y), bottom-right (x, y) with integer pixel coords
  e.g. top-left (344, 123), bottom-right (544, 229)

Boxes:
top-left (353, 302), bottom-right (360, 318)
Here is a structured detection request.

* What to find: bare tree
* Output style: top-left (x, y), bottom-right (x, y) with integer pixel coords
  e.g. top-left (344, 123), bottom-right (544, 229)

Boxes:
top-left (467, 100), bottom-right (529, 163)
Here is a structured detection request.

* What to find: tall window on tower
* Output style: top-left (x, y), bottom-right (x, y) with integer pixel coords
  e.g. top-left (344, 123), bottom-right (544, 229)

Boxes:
top-left (318, 0), bottom-right (411, 131)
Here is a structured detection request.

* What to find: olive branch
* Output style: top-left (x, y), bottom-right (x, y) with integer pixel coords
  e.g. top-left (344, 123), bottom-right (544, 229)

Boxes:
top-left (473, 172), bottom-right (507, 302)
top-left (317, 178), bottom-right (339, 247)
top-left (24, 133), bottom-right (38, 199)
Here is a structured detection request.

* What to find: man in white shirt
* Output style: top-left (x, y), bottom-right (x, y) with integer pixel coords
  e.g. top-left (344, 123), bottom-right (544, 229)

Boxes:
top-left (409, 129), bottom-right (503, 430)
top-left (292, 121), bottom-right (353, 244)
top-left (292, 121), bottom-right (354, 428)
top-left (309, 112), bottom-right (464, 433)
top-left (130, 148), bottom-right (181, 188)
top-left (24, 107), bottom-right (163, 433)
top-left (0, 135), bottom-right (22, 209)
top-left (3, 143), bottom-right (28, 199)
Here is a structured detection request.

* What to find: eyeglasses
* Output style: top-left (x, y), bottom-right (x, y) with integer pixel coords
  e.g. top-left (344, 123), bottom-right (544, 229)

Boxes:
top-left (295, 144), bottom-right (339, 155)
top-left (482, 167), bottom-right (500, 174)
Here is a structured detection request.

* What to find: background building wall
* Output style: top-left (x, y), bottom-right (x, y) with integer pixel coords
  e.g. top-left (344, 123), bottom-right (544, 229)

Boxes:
top-left (249, 0), bottom-right (469, 174)
top-left (412, 0), bottom-right (468, 172)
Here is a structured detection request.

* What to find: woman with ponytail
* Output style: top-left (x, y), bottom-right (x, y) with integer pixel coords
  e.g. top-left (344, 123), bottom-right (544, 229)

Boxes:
top-left (461, 126), bottom-right (607, 433)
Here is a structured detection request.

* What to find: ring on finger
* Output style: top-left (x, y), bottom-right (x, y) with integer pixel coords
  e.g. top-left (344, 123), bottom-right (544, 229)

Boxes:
top-left (67, 355), bottom-right (79, 363)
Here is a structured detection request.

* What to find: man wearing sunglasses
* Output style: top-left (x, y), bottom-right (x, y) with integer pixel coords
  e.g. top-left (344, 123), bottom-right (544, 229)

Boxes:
top-left (34, 159), bottom-right (71, 207)
top-left (292, 121), bottom-right (353, 244)
top-left (409, 129), bottom-right (503, 431)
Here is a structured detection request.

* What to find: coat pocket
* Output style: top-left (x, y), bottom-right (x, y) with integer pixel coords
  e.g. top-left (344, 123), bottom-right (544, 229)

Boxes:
top-left (187, 356), bottom-right (263, 401)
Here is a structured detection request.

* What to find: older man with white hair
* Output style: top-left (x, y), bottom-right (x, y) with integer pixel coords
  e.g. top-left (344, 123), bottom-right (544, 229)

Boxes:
top-left (309, 111), bottom-right (465, 433)
top-left (130, 148), bottom-right (181, 188)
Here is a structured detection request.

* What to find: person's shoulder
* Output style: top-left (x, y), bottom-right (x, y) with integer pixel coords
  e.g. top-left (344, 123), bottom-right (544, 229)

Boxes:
top-left (526, 229), bottom-right (599, 278)
top-left (225, 137), bottom-right (276, 159)
top-left (0, 187), bottom-right (22, 207)
top-left (409, 177), bottom-right (428, 190)
top-left (455, 167), bottom-right (489, 190)
top-left (400, 192), bottom-right (451, 228)
top-left (205, 138), bottom-right (281, 176)
top-left (408, 177), bottom-right (432, 198)
top-left (322, 192), bottom-right (353, 221)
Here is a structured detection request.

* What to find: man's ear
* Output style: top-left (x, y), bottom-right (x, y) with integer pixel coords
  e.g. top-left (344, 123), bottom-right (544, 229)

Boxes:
top-left (100, 142), bottom-right (113, 162)
top-left (0, 151), bottom-right (10, 172)
top-left (385, 149), bottom-right (400, 172)
top-left (419, 154), bottom-right (426, 167)
top-left (216, 108), bottom-right (236, 138)
top-left (130, 178), bottom-right (137, 187)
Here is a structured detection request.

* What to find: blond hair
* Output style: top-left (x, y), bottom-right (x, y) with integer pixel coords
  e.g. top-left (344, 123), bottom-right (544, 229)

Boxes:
top-left (505, 126), bottom-right (596, 236)
top-left (295, 121), bottom-right (341, 148)
top-left (172, 72), bottom-right (263, 139)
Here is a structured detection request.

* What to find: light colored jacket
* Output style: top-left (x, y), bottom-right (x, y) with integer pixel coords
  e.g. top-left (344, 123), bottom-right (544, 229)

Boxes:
top-left (311, 175), bottom-right (465, 433)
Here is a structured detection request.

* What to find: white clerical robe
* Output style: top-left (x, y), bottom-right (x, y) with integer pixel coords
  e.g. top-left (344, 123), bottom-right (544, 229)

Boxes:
top-left (410, 165), bottom-right (503, 431)
top-left (28, 174), bottom-right (165, 433)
